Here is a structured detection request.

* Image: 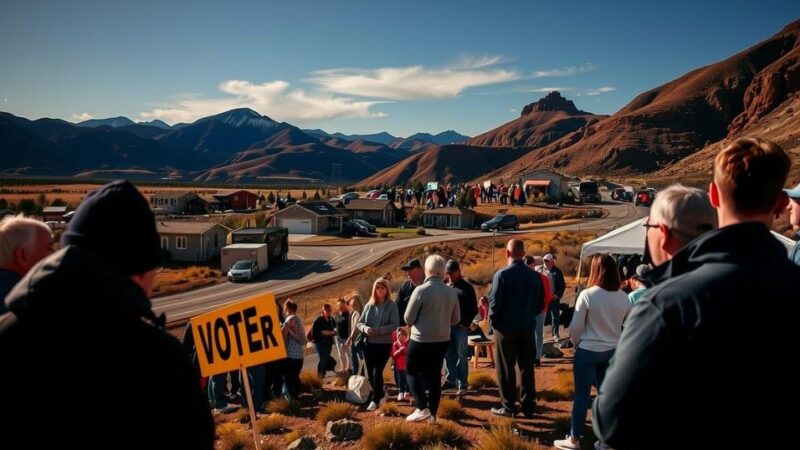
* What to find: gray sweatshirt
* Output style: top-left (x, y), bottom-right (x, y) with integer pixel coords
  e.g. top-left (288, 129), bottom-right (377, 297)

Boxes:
top-left (356, 300), bottom-right (399, 345)
top-left (404, 276), bottom-right (460, 343)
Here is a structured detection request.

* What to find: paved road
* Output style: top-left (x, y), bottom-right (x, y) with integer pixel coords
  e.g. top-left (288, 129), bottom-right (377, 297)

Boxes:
top-left (154, 202), bottom-right (646, 324)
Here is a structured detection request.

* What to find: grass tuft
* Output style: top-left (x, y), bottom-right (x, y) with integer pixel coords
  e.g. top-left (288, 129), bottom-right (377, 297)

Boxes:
top-left (316, 400), bottom-right (356, 424)
top-left (362, 421), bottom-right (415, 450)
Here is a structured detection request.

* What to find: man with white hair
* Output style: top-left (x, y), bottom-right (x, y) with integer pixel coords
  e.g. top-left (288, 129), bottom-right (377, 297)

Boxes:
top-left (0, 215), bottom-right (53, 312)
top-left (404, 254), bottom-right (460, 423)
top-left (784, 183), bottom-right (800, 265)
top-left (643, 184), bottom-right (718, 266)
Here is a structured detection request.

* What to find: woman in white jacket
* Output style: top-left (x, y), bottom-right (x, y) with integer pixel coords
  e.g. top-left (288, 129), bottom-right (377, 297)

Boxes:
top-left (555, 254), bottom-right (631, 450)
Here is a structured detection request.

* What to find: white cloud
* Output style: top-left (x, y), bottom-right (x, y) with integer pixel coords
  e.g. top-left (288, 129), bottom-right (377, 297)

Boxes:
top-left (71, 112), bottom-right (94, 121)
top-left (509, 108), bottom-right (517, 112)
top-left (527, 87), bottom-right (573, 93)
top-left (138, 80), bottom-right (387, 124)
top-left (585, 86), bottom-right (616, 96)
top-left (531, 63), bottom-right (596, 78)
top-left (307, 57), bottom-right (519, 100)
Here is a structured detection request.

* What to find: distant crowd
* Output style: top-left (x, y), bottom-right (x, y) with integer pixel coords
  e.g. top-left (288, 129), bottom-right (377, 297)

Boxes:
top-left (0, 137), bottom-right (799, 449)
top-left (385, 181), bottom-right (531, 210)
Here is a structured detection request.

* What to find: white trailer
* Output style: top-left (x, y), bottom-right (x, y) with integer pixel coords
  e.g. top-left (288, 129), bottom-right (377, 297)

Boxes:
top-left (220, 243), bottom-right (268, 274)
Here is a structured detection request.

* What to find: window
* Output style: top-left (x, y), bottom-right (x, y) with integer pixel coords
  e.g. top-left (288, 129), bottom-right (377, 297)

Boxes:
top-left (176, 236), bottom-right (187, 249)
top-left (160, 236), bottom-right (168, 250)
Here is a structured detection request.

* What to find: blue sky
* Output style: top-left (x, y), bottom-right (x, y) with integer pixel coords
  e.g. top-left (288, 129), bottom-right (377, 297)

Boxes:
top-left (1, 0), bottom-right (798, 137)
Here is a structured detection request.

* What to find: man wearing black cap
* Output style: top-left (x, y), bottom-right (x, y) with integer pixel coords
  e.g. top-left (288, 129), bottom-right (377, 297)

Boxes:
top-left (397, 258), bottom-right (424, 326)
top-left (0, 180), bottom-right (214, 449)
top-left (443, 259), bottom-right (477, 395)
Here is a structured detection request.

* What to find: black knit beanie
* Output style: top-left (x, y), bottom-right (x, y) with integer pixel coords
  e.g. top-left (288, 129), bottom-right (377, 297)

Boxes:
top-left (61, 180), bottom-right (161, 275)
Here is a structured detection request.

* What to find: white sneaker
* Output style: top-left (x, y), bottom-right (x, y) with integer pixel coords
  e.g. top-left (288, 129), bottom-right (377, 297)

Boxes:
top-left (366, 401), bottom-right (378, 411)
top-left (594, 440), bottom-right (611, 450)
top-left (397, 392), bottom-right (404, 401)
top-left (554, 435), bottom-right (580, 450)
top-left (406, 408), bottom-right (432, 422)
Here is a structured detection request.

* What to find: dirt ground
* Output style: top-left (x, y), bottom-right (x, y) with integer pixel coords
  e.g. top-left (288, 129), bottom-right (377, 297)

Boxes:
top-left (214, 348), bottom-right (587, 450)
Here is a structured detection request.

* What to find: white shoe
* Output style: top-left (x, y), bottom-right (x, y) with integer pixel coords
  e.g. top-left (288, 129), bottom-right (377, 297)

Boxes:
top-left (406, 408), bottom-right (432, 422)
top-left (426, 415), bottom-right (437, 423)
top-left (397, 392), bottom-right (404, 401)
top-left (554, 435), bottom-right (580, 450)
top-left (366, 401), bottom-right (378, 411)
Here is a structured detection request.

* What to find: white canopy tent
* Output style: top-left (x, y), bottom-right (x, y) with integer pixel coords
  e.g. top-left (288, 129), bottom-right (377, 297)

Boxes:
top-left (577, 217), bottom-right (796, 279)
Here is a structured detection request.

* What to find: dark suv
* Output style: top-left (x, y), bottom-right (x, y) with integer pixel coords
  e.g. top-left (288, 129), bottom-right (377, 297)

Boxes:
top-left (481, 214), bottom-right (520, 231)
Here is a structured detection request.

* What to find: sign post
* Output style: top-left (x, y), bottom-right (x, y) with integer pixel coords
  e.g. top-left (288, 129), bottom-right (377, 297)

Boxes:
top-left (191, 292), bottom-right (288, 450)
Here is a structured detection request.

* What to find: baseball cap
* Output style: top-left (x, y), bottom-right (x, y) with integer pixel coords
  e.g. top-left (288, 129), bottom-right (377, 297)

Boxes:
top-left (400, 258), bottom-right (422, 271)
top-left (445, 259), bottom-right (460, 273)
top-left (543, 253), bottom-right (554, 262)
top-left (784, 183), bottom-right (800, 199)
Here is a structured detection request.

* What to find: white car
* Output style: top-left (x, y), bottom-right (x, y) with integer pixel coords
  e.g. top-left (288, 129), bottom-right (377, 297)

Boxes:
top-left (227, 260), bottom-right (258, 282)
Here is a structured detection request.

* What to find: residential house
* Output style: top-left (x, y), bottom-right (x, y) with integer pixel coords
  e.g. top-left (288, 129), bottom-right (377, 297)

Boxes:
top-left (42, 206), bottom-right (68, 222)
top-left (422, 207), bottom-right (475, 229)
top-left (214, 190), bottom-right (259, 211)
top-left (156, 221), bottom-right (232, 262)
top-left (150, 192), bottom-right (202, 215)
top-left (272, 201), bottom-right (347, 234)
top-left (344, 198), bottom-right (397, 226)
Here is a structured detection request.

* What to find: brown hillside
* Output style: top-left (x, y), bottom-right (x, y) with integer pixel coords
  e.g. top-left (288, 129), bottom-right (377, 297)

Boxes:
top-left (467, 91), bottom-right (605, 148)
top-left (484, 18), bottom-right (800, 179)
top-left (357, 144), bottom-right (530, 186)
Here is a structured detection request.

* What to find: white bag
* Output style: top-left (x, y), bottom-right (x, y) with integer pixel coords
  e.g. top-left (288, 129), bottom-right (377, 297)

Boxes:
top-left (345, 360), bottom-right (372, 404)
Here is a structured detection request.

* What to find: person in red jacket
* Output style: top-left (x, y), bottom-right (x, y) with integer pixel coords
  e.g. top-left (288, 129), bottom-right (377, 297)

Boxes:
top-left (392, 327), bottom-right (411, 401)
top-left (524, 255), bottom-right (552, 367)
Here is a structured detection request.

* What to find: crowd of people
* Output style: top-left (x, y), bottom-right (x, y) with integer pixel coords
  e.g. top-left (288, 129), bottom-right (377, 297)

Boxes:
top-left (1, 138), bottom-right (799, 449)
top-left (385, 181), bottom-right (533, 210)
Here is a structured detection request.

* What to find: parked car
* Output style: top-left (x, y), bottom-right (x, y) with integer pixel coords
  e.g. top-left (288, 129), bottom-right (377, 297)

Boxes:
top-left (579, 181), bottom-right (601, 203)
top-left (331, 192), bottom-right (360, 204)
top-left (481, 214), bottom-right (520, 231)
top-left (352, 219), bottom-right (377, 233)
top-left (366, 190), bottom-right (381, 199)
top-left (343, 220), bottom-right (368, 236)
top-left (621, 191), bottom-right (633, 202)
top-left (635, 190), bottom-right (653, 207)
top-left (227, 260), bottom-right (259, 282)
top-left (377, 193), bottom-right (389, 200)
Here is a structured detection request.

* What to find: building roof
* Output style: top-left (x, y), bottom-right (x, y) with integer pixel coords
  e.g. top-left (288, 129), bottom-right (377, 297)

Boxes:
top-left (151, 191), bottom-right (195, 200)
top-left (232, 227), bottom-right (287, 235)
top-left (156, 221), bottom-right (231, 235)
top-left (345, 199), bottom-right (394, 211)
top-left (225, 190), bottom-right (259, 198)
top-left (422, 207), bottom-right (475, 216)
top-left (224, 243), bottom-right (267, 249)
top-left (199, 195), bottom-right (221, 204)
top-left (524, 180), bottom-right (552, 187)
top-left (290, 201), bottom-right (347, 217)
top-left (42, 206), bottom-right (68, 213)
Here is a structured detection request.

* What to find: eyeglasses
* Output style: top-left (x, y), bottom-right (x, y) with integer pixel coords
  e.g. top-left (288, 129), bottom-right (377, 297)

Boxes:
top-left (642, 222), bottom-right (660, 230)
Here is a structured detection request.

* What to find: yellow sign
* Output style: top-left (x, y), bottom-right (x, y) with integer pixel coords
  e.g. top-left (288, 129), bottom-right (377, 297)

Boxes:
top-left (191, 292), bottom-right (287, 377)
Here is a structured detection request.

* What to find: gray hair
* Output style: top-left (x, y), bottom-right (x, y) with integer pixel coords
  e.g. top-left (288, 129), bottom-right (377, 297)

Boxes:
top-left (424, 254), bottom-right (446, 279)
top-left (0, 215), bottom-right (52, 266)
top-left (649, 184), bottom-right (718, 243)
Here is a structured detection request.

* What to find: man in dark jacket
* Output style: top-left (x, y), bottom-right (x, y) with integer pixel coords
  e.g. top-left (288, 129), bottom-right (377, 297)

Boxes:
top-left (542, 253), bottom-right (566, 341)
top-left (397, 258), bottom-right (424, 326)
top-left (443, 259), bottom-right (478, 394)
top-left (593, 138), bottom-right (800, 450)
top-left (0, 180), bottom-right (214, 449)
top-left (489, 239), bottom-right (544, 417)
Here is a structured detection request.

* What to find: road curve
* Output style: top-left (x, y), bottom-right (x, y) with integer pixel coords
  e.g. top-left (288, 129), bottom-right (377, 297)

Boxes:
top-left (154, 202), bottom-right (646, 324)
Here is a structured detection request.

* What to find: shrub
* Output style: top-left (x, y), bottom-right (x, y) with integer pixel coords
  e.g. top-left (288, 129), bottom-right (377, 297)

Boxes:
top-left (218, 431), bottom-right (255, 450)
top-left (265, 398), bottom-right (301, 416)
top-left (378, 401), bottom-right (401, 416)
top-left (362, 422), bottom-right (415, 450)
top-left (467, 372), bottom-right (498, 389)
top-left (463, 238), bottom-right (475, 250)
top-left (493, 240), bottom-right (505, 249)
top-left (316, 400), bottom-right (356, 424)
top-left (300, 371), bottom-right (323, 390)
top-left (380, 232), bottom-right (390, 238)
top-left (463, 261), bottom-right (496, 286)
top-left (283, 430), bottom-right (302, 444)
top-left (474, 419), bottom-right (535, 450)
top-left (436, 398), bottom-right (464, 421)
top-left (415, 421), bottom-right (462, 446)
top-left (416, 227), bottom-right (426, 236)
top-left (257, 413), bottom-right (287, 434)
top-left (233, 409), bottom-right (251, 424)
top-left (216, 422), bottom-right (246, 437)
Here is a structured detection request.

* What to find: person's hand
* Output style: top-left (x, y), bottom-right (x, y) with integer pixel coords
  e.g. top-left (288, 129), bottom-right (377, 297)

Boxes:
top-left (367, 327), bottom-right (378, 337)
top-left (344, 338), bottom-right (352, 347)
top-left (469, 323), bottom-right (478, 331)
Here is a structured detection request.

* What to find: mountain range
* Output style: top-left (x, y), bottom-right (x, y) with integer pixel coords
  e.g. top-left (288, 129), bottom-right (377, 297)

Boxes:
top-left (1, 19), bottom-right (799, 186)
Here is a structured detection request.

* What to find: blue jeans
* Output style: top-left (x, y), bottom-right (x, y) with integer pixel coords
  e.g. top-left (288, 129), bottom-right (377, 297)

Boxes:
top-left (571, 347), bottom-right (615, 437)
top-left (315, 341), bottom-right (333, 376)
top-left (208, 373), bottom-right (228, 408)
top-left (549, 299), bottom-right (561, 337)
top-left (351, 340), bottom-right (364, 372)
top-left (444, 325), bottom-right (470, 388)
top-left (239, 364), bottom-right (266, 412)
top-left (535, 311), bottom-right (546, 360)
top-left (394, 368), bottom-right (409, 393)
